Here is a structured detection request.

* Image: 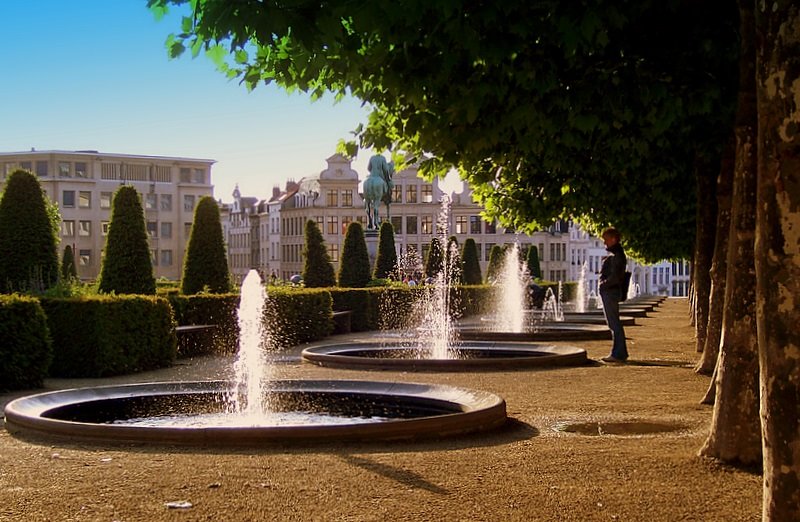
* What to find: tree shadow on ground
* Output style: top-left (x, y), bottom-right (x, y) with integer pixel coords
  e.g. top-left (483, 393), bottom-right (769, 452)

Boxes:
top-left (338, 454), bottom-right (450, 494)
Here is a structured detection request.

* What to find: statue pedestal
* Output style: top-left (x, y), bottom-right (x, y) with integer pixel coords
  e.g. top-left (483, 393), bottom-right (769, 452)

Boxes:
top-left (365, 229), bottom-right (379, 269)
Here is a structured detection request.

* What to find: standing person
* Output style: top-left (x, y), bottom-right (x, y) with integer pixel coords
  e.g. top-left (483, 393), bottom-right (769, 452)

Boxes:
top-left (599, 227), bottom-right (628, 363)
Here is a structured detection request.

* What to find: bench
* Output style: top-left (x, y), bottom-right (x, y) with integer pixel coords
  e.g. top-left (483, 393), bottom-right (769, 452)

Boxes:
top-left (331, 311), bottom-right (352, 335)
top-left (175, 324), bottom-right (217, 356)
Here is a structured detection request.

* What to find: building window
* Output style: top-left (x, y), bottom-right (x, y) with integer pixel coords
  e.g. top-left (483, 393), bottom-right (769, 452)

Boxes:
top-left (79, 249), bottom-right (91, 266)
top-left (59, 162), bottom-right (71, 177)
top-left (328, 243), bottom-right (339, 262)
top-left (561, 243), bottom-right (566, 262)
top-left (36, 161), bottom-right (48, 177)
top-left (550, 244), bottom-right (556, 261)
top-left (485, 221), bottom-right (497, 234)
top-left (78, 191), bottom-right (91, 208)
top-left (193, 169), bottom-right (205, 183)
top-left (342, 190), bottom-right (353, 207)
top-left (79, 220), bottom-right (91, 237)
top-left (392, 184), bottom-right (402, 203)
top-left (470, 216), bottom-right (481, 234)
top-left (147, 221), bottom-right (158, 238)
top-left (75, 162), bottom-right (88, 178)
top-left (151, 249), bottom-right (158, 266)
top-left (326, 190), bottom-right (339, 207)
top-left (422, 244), bottom-right (431, 264)
top-left (102, 221), bottom-right (110, 236)
top-left (456, 216), bottom-right (467, 234)
top-left (406, 185), bottom-right (418, 203)
top-left (327, 216), bottom-right (338, 235)
top-left (61, 220), bottom-right (75, 237)
top-left (391, 216), bottom-right (402, 234)
top-left (63, 190), bottom-right (75, 208)
top-left (421, 216), bottom-right (433, 234)
top-left (184, 222), bottom-right (192, 237)
top-left (161, 222), bottom-right (172, 239)
top-left (20, 161), bottom-right (32, 172)
top-left (421, 184), bottom-right (433, 203)
top-left (341, 216), bottom-right (352, 235)
top-left (180, 168), bottom-right (191, 183)
top-left (100, 192), bottom-right (112, 209)
top-left (406, 216), bottom-right (418, 235)
top-left (161, 250), bottom-right (173, 266)
top-left (145, 193), bottom-right (157, 210)
top-left (160, 194), bottom-right (172, 211)
top-left (356, 215), bottom-right (367, 227)
top-left (183, 195), bottom-right (195, 212)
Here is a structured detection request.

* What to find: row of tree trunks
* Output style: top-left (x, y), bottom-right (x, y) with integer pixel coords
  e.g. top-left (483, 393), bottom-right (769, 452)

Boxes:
top-left (692, 154), bottom-right (718, 352)
top-left (754, 2), bottom-right (800, 520)
top-left (699, 0), bottom-right (760, 463)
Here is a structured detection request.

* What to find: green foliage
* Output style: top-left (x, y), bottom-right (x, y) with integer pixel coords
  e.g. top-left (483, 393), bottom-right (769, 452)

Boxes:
top-left (456, 285), bottom-right (495, 317)
top-left (330, 288), bottom-right (378, 332)
top-left (424, 237), bottom-right (444, 278)
top-left (151, 0), bottom-right (739, 261)
top-left (446, 236), bottom-right (462, 284)
top-left (302, 219), bottom-right (336, 288)
top-left (264, 287), bottom-right (333, 348)
top-left (61, 245), bottom-right (78, 281)
top-left (167, 293), bottom-right (240, 355)
top-left (0, 170), bottom-right (59, 293)
top-left (0, 294), bottom-right (52, 391)
top-left (40, 295), bottom-right (175, 378)
top-left (98, 186), bottom-right (156, 295)
top-left (526, 245), bottom-right (542, 279)
top-left (486, 245), bottom-right (505, 282)
top-left (338, 222), bottom-right (371, 287)
top-left (182, 196), bottom-right (232, 294)
top-left (374, 221), bottom-right (398, 279)
top-left (461, 238), bottom-right (483, 285)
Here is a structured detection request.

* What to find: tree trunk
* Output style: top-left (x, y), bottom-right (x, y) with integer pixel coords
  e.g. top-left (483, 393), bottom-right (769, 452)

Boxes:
top-left (755, 3), bottom-right (800, 520)
top-left (700, 356), bottom-right (718, 405)
top-left (693, 154), bottom-right (718, 352)
top-left (696, 139), bottom-right (735, 375)
top-left (698, 0), bottom-right (761, 465)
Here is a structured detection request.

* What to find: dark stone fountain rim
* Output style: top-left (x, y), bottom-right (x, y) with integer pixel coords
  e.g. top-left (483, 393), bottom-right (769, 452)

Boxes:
top-left (3, 380), bottom-right (507, 446)
top-left (458, 323), bottom-right (613, 342)
top-left (302, 341), bottom-right (587, 371)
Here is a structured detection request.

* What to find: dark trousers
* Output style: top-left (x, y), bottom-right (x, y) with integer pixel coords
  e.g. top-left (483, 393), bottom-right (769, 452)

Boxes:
top-left (600, 287), bottom-right (628, 360)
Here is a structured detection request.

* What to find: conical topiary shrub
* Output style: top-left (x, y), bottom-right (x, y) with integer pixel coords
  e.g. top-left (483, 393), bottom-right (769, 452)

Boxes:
top-left (425, 237), bottom-right (444, 279)
top-left (98, 185), bottom-right (156, 295)
top-left (373, 221), bottom-right (398, 280)
top-left (0, 169), bottom-right (59, 293)
top-left (182, 196), bottom-right (232, 294)
top-left (446, 235), bottom-right (462, 284)
top-left (302, 219), bottom-right (335, 288)
top-left (338, 222), bottom-right (371, 287)
top-left (486, 244), bottom-right (505, 283)
top-left (61, 245), bottom-right (78, 281)
top-left (526, 244), bottom-right (542, 279)
top-left (461, 238), bottom-right (482, 285)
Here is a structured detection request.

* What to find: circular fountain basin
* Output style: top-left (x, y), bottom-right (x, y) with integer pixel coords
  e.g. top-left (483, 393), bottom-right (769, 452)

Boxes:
top-left (486, 312), bottom-right (636, 326)
top-left (459, 323), bottom-right (612, 342)
top-left (302, 341), bottom-right (587, 371)
top-left (3, 380), bottom-right (507, 445)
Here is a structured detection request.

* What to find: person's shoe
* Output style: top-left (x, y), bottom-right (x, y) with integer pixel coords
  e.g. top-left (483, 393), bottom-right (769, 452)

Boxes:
top-left (602, 356), bottom-right (626, 363)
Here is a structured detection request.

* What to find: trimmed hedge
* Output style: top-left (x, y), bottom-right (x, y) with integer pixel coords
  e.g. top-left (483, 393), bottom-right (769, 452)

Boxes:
top-left (167, 293), bottom-right (240, 356)
top-left (0, 295), bottom-right (52, 391)
top-left (265, 287), bottom-right (333, 348)
top-left (40, 295), bottom-right (176, 378)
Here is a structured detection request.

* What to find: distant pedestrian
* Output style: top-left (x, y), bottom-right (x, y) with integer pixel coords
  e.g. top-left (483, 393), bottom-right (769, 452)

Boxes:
top-left (599, 227), bottom-right (628, 363)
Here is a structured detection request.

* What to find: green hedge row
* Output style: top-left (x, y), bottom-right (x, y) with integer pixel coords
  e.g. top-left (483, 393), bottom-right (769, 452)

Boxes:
top-left (265, 287), bottom-right (333, 348)
top-left (40, 295), bottom-right (176, 378)
top-left (0, 295), bottom-right (52, 391)
top-left (167, 293), bottom-right (240, 356)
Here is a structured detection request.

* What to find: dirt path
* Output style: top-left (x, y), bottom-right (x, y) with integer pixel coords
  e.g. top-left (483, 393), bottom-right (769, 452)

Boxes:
top-left (0, 298), bottom-right (761, 521)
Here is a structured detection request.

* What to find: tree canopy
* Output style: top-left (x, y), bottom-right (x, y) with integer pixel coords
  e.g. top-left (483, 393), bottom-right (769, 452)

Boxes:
top-left (149, 0), bottom-right (738, 261)
top-left (182, 196), bottom-right (231, 294)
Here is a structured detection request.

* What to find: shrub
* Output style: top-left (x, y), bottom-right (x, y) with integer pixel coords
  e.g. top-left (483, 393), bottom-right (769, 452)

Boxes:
top-left (302, 220), bottom-right (336, 288)
top-left (374, 222), bottom-right (398, 279)
top-left (461, 238), bottom-right (482, 285)
top-left (0, 294), bottom-right (52, 390)
top-left (338, 222), bottom-right (371, 287)
top-left (40, 295), bottom-right (175, 378)
top-left (526, 245), bottom-right (542, 279)
top-left (486, 244), bottom-right (505, 282)
top-left (61, 245), bottom-right (78, 281)
top-left (265, 287), bottom-right (333, 347)
top-left (446, 235), bottom-right (462, 284)
top-left (98, 186), bottom-right (156, 295)
top-left (424, 237), bottom-right (444, 278)
top-left (181, 196), bottom-right (232, 294)
top-left (0, 170), bottom-right (59, 293)
top-left (167, 293), bottom-right (240, 355)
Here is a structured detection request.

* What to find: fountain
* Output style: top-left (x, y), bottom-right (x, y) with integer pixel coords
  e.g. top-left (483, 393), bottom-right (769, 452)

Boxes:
top-left (303, 204), bottom-right (588, 370)
top-left (4, 270), bottom-right (507, 445)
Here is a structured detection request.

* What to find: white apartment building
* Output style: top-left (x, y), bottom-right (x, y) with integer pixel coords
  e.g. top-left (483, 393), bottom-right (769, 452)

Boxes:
top-left (0, 150), bottom-right (214, 281)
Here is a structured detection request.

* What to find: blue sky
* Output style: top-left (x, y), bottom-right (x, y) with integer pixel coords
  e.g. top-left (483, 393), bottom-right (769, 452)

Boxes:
top-left (0, 1), bottom-right (387, 201)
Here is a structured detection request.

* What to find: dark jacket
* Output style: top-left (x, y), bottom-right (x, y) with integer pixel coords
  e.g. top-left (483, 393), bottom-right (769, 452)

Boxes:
top-left (599, 243), bottom-right (627, 292)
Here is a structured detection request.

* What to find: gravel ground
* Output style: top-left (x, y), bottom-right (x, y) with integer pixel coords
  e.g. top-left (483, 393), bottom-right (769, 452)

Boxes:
top-left (0, 298), bottom-right (762, 521)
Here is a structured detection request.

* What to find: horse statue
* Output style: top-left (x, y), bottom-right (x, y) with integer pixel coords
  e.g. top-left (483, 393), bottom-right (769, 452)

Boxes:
top-left (363, 154), bottom-right (394, 230)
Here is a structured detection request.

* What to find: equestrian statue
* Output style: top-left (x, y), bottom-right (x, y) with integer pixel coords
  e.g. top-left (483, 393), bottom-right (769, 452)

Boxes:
top-left (363, 154), bottom-right (394, 230)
